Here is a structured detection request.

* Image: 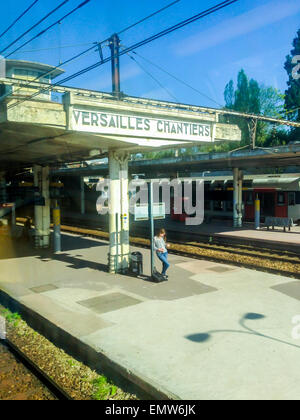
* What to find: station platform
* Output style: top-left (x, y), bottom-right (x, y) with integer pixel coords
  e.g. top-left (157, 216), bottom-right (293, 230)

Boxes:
top-left (62, 211), bottom-right (300, 253)
top-left (1, 232), bottom-right (300, 400)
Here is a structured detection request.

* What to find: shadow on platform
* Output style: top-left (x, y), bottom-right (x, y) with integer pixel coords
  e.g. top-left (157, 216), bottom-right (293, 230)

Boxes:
top-left (0, 233), bottom-right (107, 261)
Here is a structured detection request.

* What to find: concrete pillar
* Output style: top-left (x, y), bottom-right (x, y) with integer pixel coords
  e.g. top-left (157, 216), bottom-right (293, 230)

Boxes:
top-left (80, 177), bottom-right (85, 215)
top-left (233, 168), bottom-right (239, 228)
top-left (120, 158), bottom-right (130, 273)
top-left (34, 165), bottom-right (51, 248)
top-left (0, 172), bottom-right (7, 203)
top-left (108, 152), bottom-right (121, 274)
top-left (108, 152), bottom-right (130, 274)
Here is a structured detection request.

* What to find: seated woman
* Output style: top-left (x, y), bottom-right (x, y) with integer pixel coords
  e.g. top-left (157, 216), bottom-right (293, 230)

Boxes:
top-left (154, 228), bottom-right (170, 279)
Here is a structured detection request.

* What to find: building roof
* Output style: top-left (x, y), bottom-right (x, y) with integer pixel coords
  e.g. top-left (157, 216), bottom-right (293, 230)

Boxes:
top-left (5, 59), bottom-right (64, 79)
top-left (52, 144), bottom-right (300, 177)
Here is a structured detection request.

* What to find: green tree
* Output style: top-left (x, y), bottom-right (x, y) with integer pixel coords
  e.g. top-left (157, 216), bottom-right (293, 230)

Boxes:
top-left (234, 69), bottom-right (250, 112)
top-left (223, 70), bottom-right (285, 148)
top-left (223, 69), bottom-right (260, 146)
top-left (224, 80), bottom-right (235, 109)
top-left (284, 28), bottom-right (300, 140)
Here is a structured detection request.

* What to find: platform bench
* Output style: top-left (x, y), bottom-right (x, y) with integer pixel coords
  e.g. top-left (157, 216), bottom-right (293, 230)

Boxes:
top-left (265, 217), bottom-right (294, 232)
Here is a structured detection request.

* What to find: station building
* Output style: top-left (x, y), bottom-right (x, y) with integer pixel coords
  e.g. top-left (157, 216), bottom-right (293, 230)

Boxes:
top-left (0, 59), bottom-right (64, 100)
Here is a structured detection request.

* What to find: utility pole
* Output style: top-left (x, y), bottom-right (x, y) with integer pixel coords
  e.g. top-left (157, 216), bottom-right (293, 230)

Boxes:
top-left (248, 118), bottom-right (258, 150)
top-left (109, 33), bottom-right (121, 99)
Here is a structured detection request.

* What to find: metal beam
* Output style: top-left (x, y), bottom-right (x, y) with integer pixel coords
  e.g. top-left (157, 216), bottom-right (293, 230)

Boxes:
top-left (1, 77), bottom-right (299, 128)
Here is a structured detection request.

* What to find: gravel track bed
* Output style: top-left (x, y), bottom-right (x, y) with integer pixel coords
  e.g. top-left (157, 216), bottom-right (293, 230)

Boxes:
top-left (0, 306), bottom-right (137, 401)
top-left (60, 224), bottom-right (300, 278)
top-left (0, 341), bottom-right (56, 400)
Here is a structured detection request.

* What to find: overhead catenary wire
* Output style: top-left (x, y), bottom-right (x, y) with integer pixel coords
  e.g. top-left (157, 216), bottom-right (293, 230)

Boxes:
top-left (130, 52), bottom-right (300, 121)
top-left (0, 0), bottom-right (71, 55)
top-left (4, 0), bottom-right (91, 58)
top-left (118, 0), bottom-right (181, 36)
top-left (5, 0), bottom-right (187, 107)
top-left (129, 49), bottom-right (224, 108)
top-left (282, 106), bottom-right (300, 117)
top-left (12, 0), bottom-right (274, 119)
top-left (4, 43), bottom-right (100, 100)
top-left (11, 0), bottom-right (296, 129)
top-left (52, 0), bottom-right (240, 86)
top-left (3, 0), bottom-right (300, 130)
top-left (127, 52), bottom-right (180, 103)
top-left (9, 0), bottom-right (182, 55)
top-left (10, 42), bottom-right (94, 54)
top-left (0, 0), bottom-right (40, 39)
top-left (133, 55), bottom-right (300, 121)
top-left (4, 0), bottom-right (182, 99)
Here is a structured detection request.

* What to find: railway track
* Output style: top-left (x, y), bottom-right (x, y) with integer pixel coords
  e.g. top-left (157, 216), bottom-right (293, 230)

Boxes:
top-left (58, 221), bottom-right (300, 280)
top-left (14, 216), bottom-right (300, 278)
top-left (0, 339), bottom-right (71, 400)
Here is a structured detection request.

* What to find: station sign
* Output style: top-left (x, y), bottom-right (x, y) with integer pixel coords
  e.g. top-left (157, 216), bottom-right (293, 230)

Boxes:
top-left (72, 109), bottom-right (212, 143)
top-left (134, 203), bottom-right (166, 221)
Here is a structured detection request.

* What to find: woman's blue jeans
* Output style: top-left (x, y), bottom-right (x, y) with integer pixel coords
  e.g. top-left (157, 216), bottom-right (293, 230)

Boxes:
top-left (156, 252), bottom-right (170, 275)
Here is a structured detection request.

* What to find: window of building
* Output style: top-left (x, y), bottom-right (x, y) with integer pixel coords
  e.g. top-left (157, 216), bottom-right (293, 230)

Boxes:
top-left (277, 192), bottom-right (286, 205)
top-left (288, 192), bottom-right (296, 206)
top-left (14, 68), bottom-right (45, 80)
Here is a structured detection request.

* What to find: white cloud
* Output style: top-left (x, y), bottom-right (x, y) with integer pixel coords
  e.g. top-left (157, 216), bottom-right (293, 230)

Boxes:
top-left (174, 0), bottom-right (300, 57)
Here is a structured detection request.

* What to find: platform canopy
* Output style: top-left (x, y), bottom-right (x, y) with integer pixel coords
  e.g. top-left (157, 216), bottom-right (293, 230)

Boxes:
top-left (0, 78), bottom-right (241, 170)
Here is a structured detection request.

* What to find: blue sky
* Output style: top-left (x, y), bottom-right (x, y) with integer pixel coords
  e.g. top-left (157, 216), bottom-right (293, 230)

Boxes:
top-left (1, 0), bottom-right (300, 108)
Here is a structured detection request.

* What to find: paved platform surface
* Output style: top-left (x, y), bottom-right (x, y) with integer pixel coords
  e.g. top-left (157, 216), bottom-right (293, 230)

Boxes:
top-left (1, 232), bottom-right (300, 400)
top-left (62, 211), bottom-right (300, 249)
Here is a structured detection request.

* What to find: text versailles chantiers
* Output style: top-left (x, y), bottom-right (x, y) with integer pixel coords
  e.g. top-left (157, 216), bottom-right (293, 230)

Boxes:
top-left (73, 110), bottom-right (211, 137)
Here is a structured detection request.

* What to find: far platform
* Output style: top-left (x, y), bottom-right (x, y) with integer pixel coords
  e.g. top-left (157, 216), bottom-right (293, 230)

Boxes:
top-left (62, 211), bottom-right (300, 253)
top-left (1, 232), bottom-right (300, 400)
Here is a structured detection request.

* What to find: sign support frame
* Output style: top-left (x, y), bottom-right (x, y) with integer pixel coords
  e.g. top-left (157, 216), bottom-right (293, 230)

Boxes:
top-left (148, 181), bottom-right (155, 278)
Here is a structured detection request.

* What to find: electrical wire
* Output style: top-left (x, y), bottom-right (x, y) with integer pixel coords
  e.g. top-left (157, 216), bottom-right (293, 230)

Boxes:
top-left (118, 0), bottom-right (181, 36)
top-left (129, 50), bottom-right (223, 108)
top-left (0, 0), bottom-right (70, 55)
top-left (0, 0), bottom-right (40, 39)
top-left (7, 0), bottom-right (239, 110)
top-left (127, 52), bottom-right (180, 102)
top-left (3, 0), bottom-right (181, 101)
top-left (51, 0), bottom-right (240, 85)
top-left (10, 0), bottom-right (182, 55)
top-left (10, 42), bottom-right (94, 54)
top-left (3, 0), bottom-right (182, 57)
top-left (3, 0), bottom-right (188, 106)
top-left (282, 106), bottom-right (300, 116)
top-left (4, 43), bottom-right (99, 100)
top-left (4, 0), bottom-right (91, 58)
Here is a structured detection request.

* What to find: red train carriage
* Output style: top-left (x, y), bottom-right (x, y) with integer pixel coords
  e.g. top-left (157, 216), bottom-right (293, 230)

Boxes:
top-left (244, 177), bottom-right (300, 222)
top-left (171, 175), bottom-right (300, 223)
